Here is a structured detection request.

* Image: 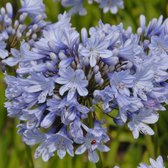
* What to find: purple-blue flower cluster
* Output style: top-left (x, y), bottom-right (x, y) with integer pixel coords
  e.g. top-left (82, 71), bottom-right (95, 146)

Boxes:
top-left (115, 155), bottom-right (165, 168)
top-left (4, 11), bottom-right (168, 163)
top-left (138, 156), bottom-right (165, 168)
top-left (57, 0), bottom-right (124, 15)
top-left (0, 0), bottom-right (46, 66)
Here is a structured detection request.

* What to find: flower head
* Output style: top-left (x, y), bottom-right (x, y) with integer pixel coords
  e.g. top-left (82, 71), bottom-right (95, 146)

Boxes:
top-left (5, 14), bottom-right (168, 163)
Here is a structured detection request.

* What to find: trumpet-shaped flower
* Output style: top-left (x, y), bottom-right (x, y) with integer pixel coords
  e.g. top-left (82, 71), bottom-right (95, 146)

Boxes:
top-left (34, 127), bottom-right (74, 161)
top-left (19, 0), bottom-right (46, 18)
top-left (128, 108), bottom-right (159, 139)
top-left (75, 121), bottom-right (110, 163)
top-left (55, 66), bottom-right (88, 101)
top-left (79, 31), bottom-right (112, 67)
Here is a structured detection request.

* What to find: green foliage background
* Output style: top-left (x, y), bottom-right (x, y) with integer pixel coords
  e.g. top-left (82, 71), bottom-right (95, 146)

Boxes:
top-left (0, 0), bottom-right (168, 168)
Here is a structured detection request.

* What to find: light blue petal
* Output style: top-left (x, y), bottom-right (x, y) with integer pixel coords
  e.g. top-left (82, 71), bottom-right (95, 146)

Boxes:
top-left (75, 144), bottom-right (86, 155)
top-left (57, 149), bottom-right (66, 159)
top-left (75, 69), bottom-right (85, 79)
top-left (81, 28), bottom-right (88, 44)
top-left (2, 57), bottom-right (19, 66)
top-left (67, 88), bottom-right (76, 101)
top-left (42, 151), bottom-right (50, 162)
top-left (59, 67), bottom-right (74, 79)
top-left (59, 84), bottom-right (70, 96)
top-left (77, 104), bottom-right (89, 113)
top-left (25, 85), bottom-right (42, 93)
top-left (59, 57), bottom-right (73, 68)
top-left (0, 49), bottom-right (8, 59)
top-left (77, 86), bottom-right (88, 96)
top-left (99, 50), bottom-right (112, 58)
top-left (41, 112), bottom-right (57, 128)
top-left (55, 77), bottom-right (69, 84)
top-left (66, 143), bottom-right (74, 157)
top-left (97, 144), bottom-right (110, 152)
top-left (79, 47), bottom-right (90, 57)
top-left (90, 54), bottom-right (97, 67)
top-left (88, 151), bottom-right (99, 163)
top-left (38, 90), bottom-right (48, 103)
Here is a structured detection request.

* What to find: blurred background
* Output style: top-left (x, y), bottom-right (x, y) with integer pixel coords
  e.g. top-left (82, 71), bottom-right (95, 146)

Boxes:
top-left (0, 0), bottom-right (168, 168)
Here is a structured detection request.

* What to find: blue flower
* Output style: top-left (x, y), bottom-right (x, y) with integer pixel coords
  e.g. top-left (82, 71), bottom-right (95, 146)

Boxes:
top-left (93, 86), bottom-right (115, 112)
top-left (5, 74), bottom-right (22, 100)
top-left (133, 67), bottom-right (154, 101)
top-left (22, 127), bottom-right (46, 145)
top-left (143, 97), bottom-right (166, 111)
top-left (70, 117), bottom-right (83, 143)
top-left (109, 70), bottom-right (135, 96)
top-left (55, 66), bottom-right (88, 101)
top-left (116, 94), bottom-right (143, 122)
top-left (99, 0), bottom-right (124, 14)
top-left (75, 121), bottom-right (110, 163)
top-left (149, 85), bottom-right (168, 104)
top-left (19, 0), bottom-right (46, 18)
top-left (61, 0), bottom-right (87, 15)
top-left (34, 127), bottom-right (74, 161)
top-left (2, 43), bottom-right (37, 66)
top-left (57, 0), bottom-right (124, 15)
top-left (149, 35), bottom-right (168, 54)
top-left (128, 108), bottom-right (159, 139)
top-left (34, 17), bottom-right (79, 56)
top-left (22, 73), bottom-right (56, 103)
top-left (114, 156), bottom-right (165, 168)
top-left (61, 99), bottom-right (89, 124)
top-left (79, 30), bottom-right (113, 67)
top-left (47, 96), bottom-right (89, 125)
top-left (138, 156), bottom-right (165, 168)
top-left (145, 54), bottom-right (168, 83)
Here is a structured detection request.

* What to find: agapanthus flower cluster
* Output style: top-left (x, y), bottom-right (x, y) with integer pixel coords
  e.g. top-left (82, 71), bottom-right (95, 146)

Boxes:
top-left (115, 155), bottom-right (165, 168)
top-left (138, 156), bottom-right (165, 168)
top-left (55, 0), bottom-right (124, 15)
top-left (5, 11), bottom-right (168, 163)
top-left (0, 0), bottom-right (46, 66)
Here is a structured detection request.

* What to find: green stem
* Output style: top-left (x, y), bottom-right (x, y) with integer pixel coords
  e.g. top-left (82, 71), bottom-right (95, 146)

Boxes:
top-left (154, 124), bottom-right (160, 157)
top-left (25, 145), bottom-right (34, 168)
top-left (145, 136), bottom-right (155, 158)
top-left (106, 127), bottom-right (122, 167)
top-left (95, 152), bottom-right (103, 168)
